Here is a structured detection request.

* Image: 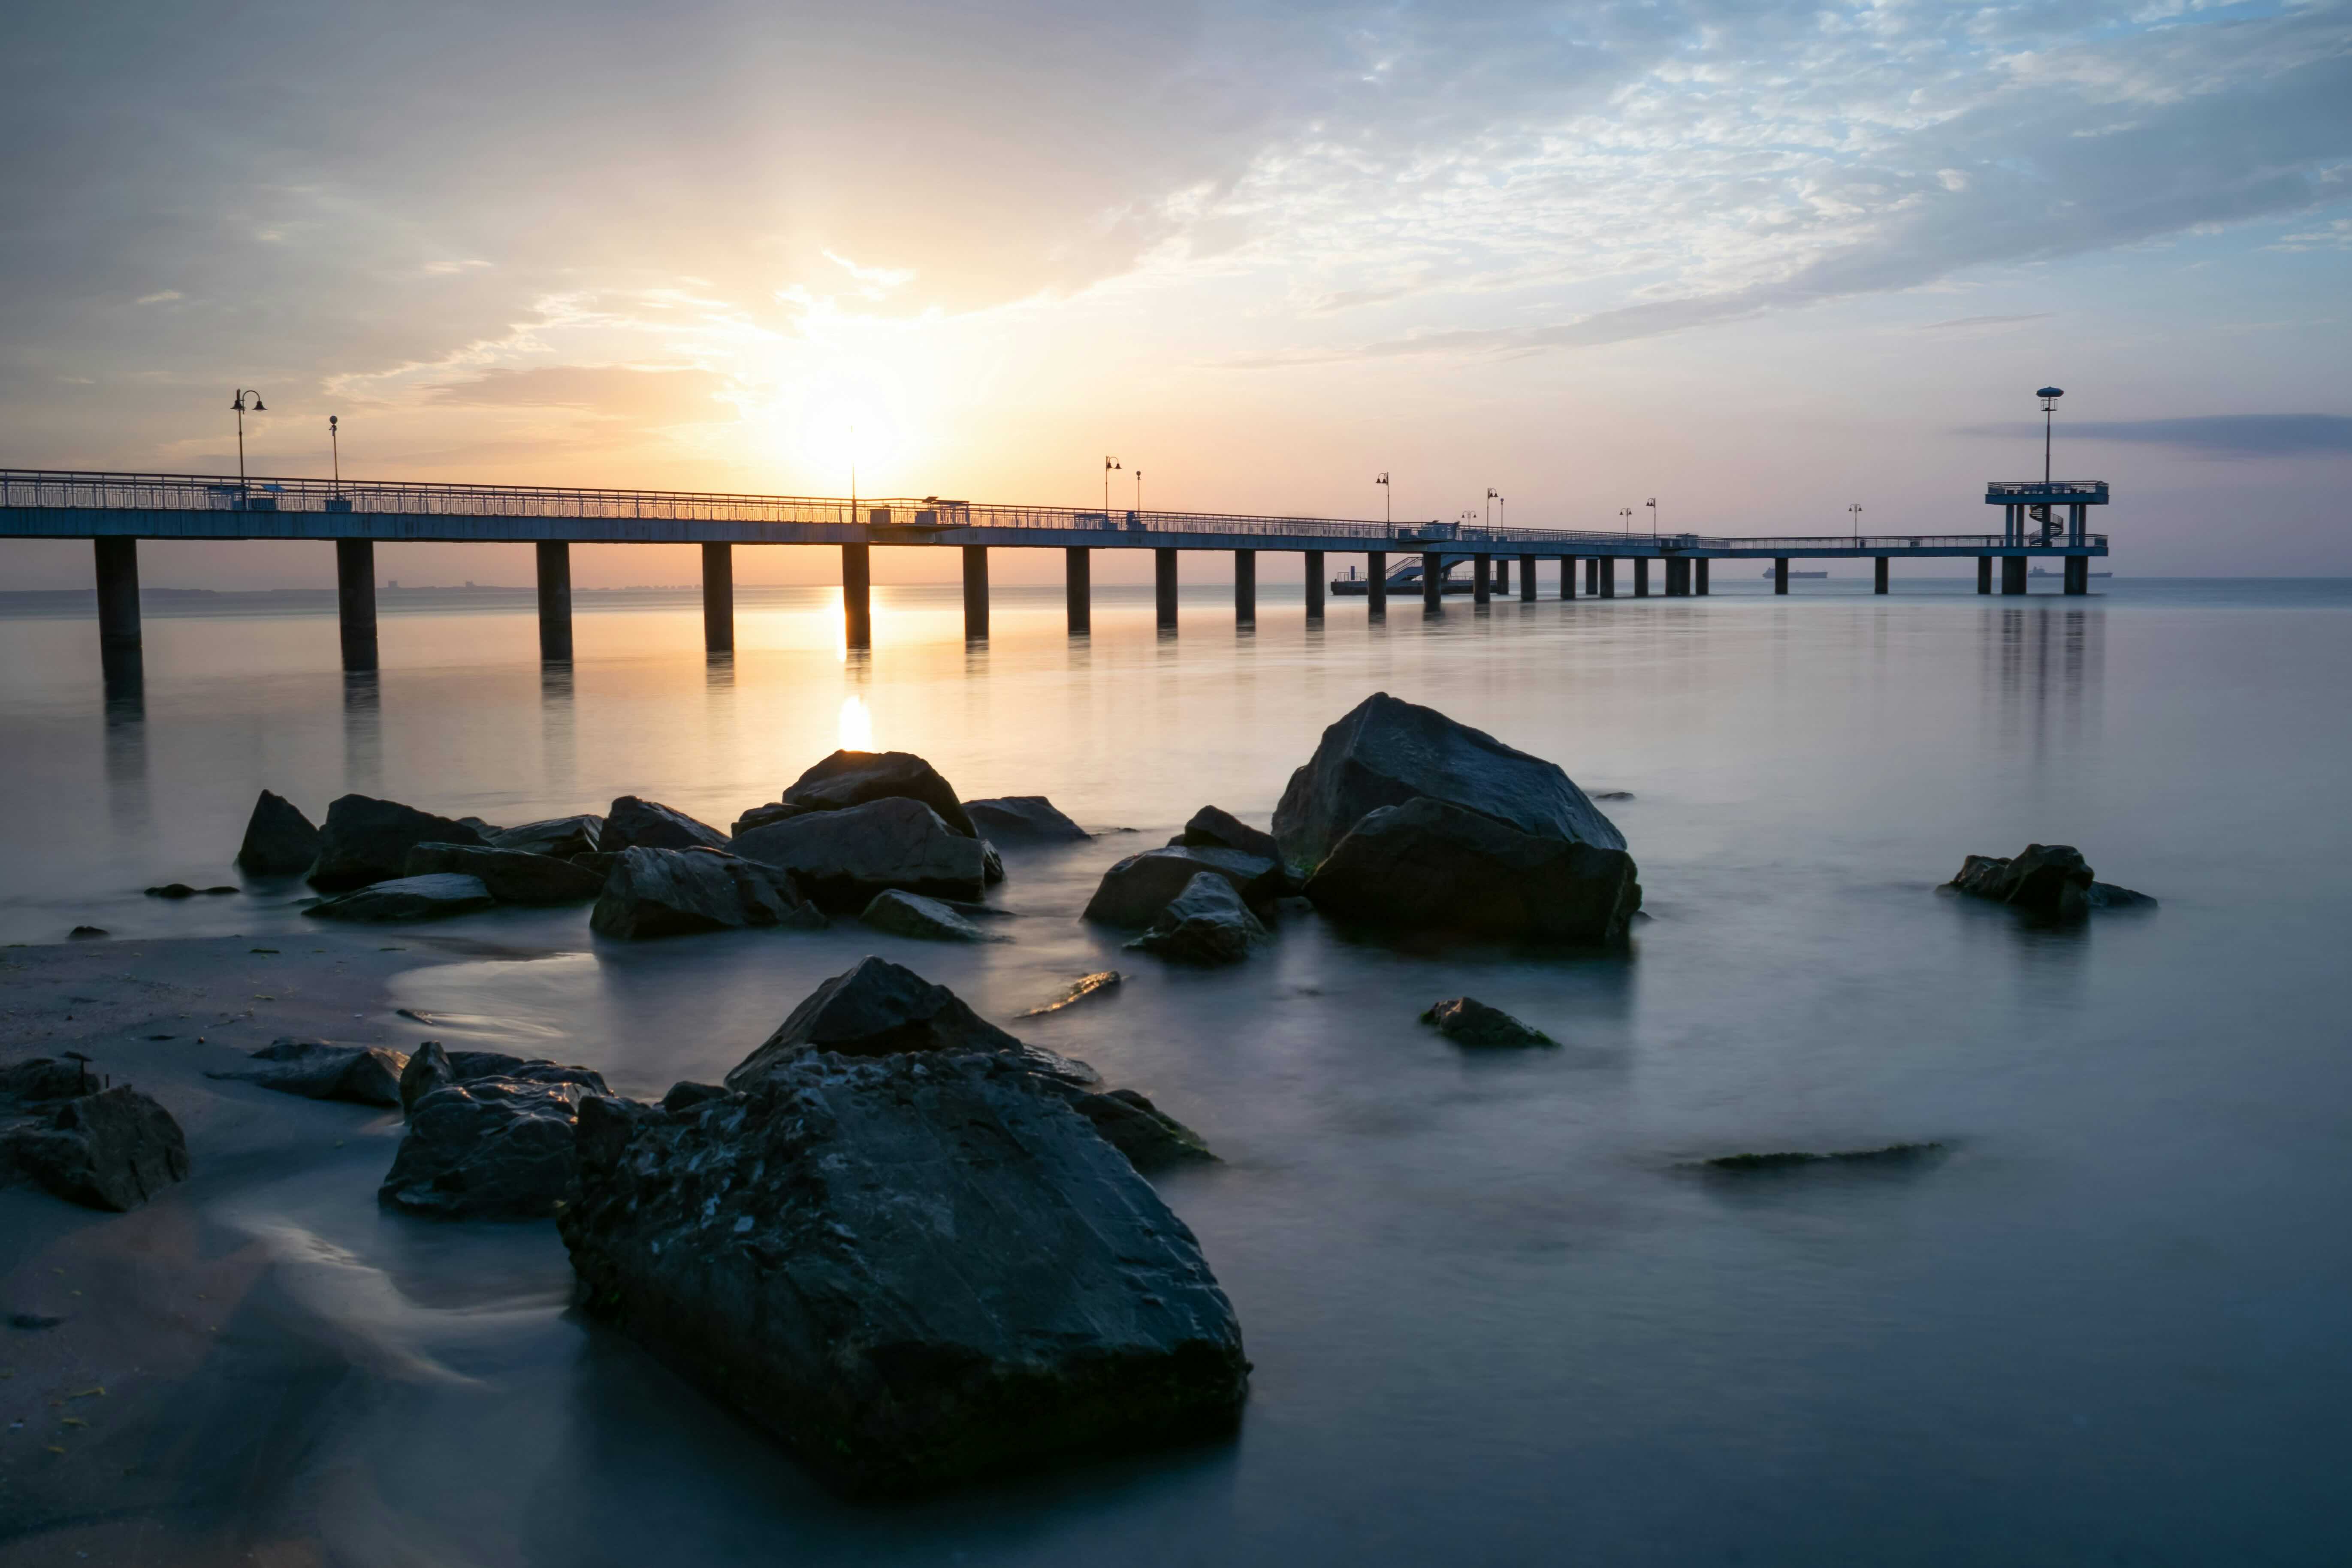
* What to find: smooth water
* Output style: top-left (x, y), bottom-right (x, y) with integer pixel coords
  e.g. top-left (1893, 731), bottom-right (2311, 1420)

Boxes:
top-left (3, 578), bottom-right (2350, 1563)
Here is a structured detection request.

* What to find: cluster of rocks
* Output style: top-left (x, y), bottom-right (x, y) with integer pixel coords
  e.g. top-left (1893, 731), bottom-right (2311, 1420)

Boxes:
top-left (0, 1057), bottom-right (188, 1212)
top-left (378, 1042), bottom-right (613, 1218)
top-left (1947, 843), bottom-right (2155, 920)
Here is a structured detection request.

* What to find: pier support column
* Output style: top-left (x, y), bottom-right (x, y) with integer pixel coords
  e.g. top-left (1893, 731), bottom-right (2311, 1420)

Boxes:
top-left (93, 537), bottom-right (142, 691)
top-left (700, 542), bottom-right (734, 653)
top-left (2001, 556), bottom-right (2028, 595)
top-left (1235, 549), bottom-right (1256, 625)
top-left (1561, 556), bottom-right (1577, 600)
top-left (1153, 548), bottom-right (1178, 630)
top-left (1772, 558), bottom-right (1789, 594)
top-left (842, 544), bottom-right (872, 648)
top-left (1696, 559), bottom-right (1710, 595)
top-left (1598, 559), bottom-right (1616, 599)
top-left (963, 545), bottom-right (990, 639)
top-left (1066, 547), bottom-right (1091, 634)
top-left (1873, 556), bottom-right (1889, 595)
top-left (1520, 554), bottom-right (1538, 602)
top-left (2063, 556), bottom-right (2089, 595)
top-left (336, 539), bottom-right (379, 671)
top-left (536, 541), bottom-right (573, 661)
top-left (1634, 559), bottom-right (1651, 598)
top-left (1366, 551), bottom-right (1386, 616)
top-left (1495, 557), bottom-right (1509, 595)
top-left (1664, 557), bottom-right (1689, 596)
top-left (1473, 556), bottom-right (1491, 604)
top-left (1978, 556), bottom-right (1993, 594)
top-left (1422, 552), bottom-right (1443, 611)
top-left (1305, 550), bottom-right (1324, 620)
top-left (1585, 558), bottom-right (1600, 595)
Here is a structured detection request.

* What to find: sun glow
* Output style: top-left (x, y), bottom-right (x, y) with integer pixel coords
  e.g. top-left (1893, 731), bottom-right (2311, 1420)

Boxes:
top-left (746, 360), bottom-right (914, 498)
top-left (839, 693), bottom-right (873, 749)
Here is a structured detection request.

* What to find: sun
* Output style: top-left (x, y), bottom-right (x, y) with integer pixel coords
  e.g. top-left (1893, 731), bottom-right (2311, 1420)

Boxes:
top-left (769, 366), bottom-right (909, 498)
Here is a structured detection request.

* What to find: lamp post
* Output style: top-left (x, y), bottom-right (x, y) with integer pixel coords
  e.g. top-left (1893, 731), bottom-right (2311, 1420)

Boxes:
top-left (1645, 496), bottom-right (1658, 536)
top-left (1485, 487), bottom-right (1498, 530)
top-left (1376, 472), bottom-right (1390, 525)
top-left (230, 388), bottom-right (265, 488)
top-left (1618, 506), bottom-right (1633, 533)
top-left (1134, 469), bottom-right (1143, 513)
top-left (1103, 455), bottom-right (1121, 512)
top-left (2037, 386), bottom-right (2064, 483)
top-left (329, 415), bottom-right (341, 492)
top-left (1848, 502), bottom-right (1862, 544)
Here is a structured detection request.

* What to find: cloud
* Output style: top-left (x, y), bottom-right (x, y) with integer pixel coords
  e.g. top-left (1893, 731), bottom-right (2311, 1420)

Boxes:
top-left (134, 290), bottom-right (182, 305)
top-left (1962, 415), bottom-right (2352, 457)
top-left (425, 365), bottom-right (729, 421)
top-left (1917, 314), bottom-right (2054, 332)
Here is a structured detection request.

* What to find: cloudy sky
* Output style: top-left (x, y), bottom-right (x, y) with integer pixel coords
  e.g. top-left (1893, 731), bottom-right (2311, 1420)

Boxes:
top-left (4, 0), bottom-right (2348, 585)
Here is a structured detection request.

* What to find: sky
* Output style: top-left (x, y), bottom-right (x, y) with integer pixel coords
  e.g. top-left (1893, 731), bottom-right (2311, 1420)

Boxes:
top-left (2, 0), bottom-right (2348, 588)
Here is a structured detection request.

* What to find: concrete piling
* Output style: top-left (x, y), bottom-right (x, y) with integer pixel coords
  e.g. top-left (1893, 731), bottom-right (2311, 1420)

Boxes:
top-left (1696, 559), bottom-right (1709, 595)
top-left (1367, 551), bottom-right (1386, 616)
top-left (536, 541), bottom-right (573, 660)
top-left (1520, 553), bottom-right (1538, 602)
top-left (1473, 556), bottom-right (1491, 604)
top-left (1773, 557), bottom-right (1789, 594)
top-left (1235, 549), bottom-right (1256, 625)
top-left (1598, 558), bottom-right (1616, 598)
top-left (1066, 547), bottom-right (1091, 634)
top-left (842, 544), bottom-right (871, 648)
top-left (1305, 550), bottom-right (1324, 619)
top-left (93, 536), bottom-right (142, 692)
top-left (1873, 556), bottom-right (1889, 595)
top-left (2064, 556), bottom-right (2089, 595)
top-left (1561, 556), bottom-right (1577, 599)
top-left (963, 545), bottom-right (990, 639)
top-left (1978, 556), bottom-right (1993, 594)
top-left (1422, 552), bottom-right (1443, 610)
top-left (1154, 547), bottom-right (1178, 630)
top-left (1634, 559), bottom-right (1650, 598)
top-left (2001, 556), bottom-right (2028, 595)
top-left (700, 542), bottom-right (733, 653)
top-left (336, 539), bottom-right (378, 671)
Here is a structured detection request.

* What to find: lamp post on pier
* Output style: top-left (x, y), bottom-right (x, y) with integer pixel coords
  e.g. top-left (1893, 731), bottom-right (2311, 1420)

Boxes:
top-left (329, 415), bottom-right (341, 492)
top-left (1376, 472), bottom-right (1390, 525)
top-left (231, 388), bottom-right (265, 489)
top-left (1103, 455), bottom-right (1121, 512)
top-left (1848, 502), bottom-right (1862, 543)
top-left (1618, 506), bottom-right (1633, 533)
top-left (1485, 487), bottom-right (1498, 529)
top-left (1645, 496), bottom-right (1658, 535)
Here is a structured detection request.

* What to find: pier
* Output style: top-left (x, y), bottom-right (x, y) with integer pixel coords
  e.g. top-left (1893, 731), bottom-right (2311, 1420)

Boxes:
top-left (2, 469), bottom-right (2110, 679)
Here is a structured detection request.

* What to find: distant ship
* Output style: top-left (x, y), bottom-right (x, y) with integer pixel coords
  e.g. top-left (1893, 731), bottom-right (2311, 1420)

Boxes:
top-left (2029, 566), bottom-right (2112, 578)
top-left (1764, 567), bottom-right (1830, 579)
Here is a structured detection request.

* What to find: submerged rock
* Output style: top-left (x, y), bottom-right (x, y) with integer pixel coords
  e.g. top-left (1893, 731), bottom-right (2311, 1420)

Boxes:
top-left (208, 1038), bottom-right (408, 1106)
top-left (963, 795), bottom-right (1090, 845)
top-left (779, 749), bottom-right (978, 837)
top-left (380, 1075), bottom-right (597, 1219)
top-left (0, 1060), bottom-right (190, 1212)
top-left (1127, 873), bottom-right (1267, 964)
top-left (559, 1053), bottom-right (1249, 1495)
top-left (1419, 996), bottom-right (1556, 1048)
top-left (1016, 970), bottom-right (1123, 1018)
top-left (1082, 846), bottom-right (1285, 928)
top-left (236, 789), bottom-right (322, 876)
top-left (860, 888), bottom-right (997, 943)
top-left (304, 872), bottom-right (495, 923)
top-left (1304, 795), bottom-right (1641, 943)
top-left (308, 795), bottom-right (490, 891)
top-left (405, 841), bottom-right (606, 903)
top-left (398, 1040), bottom-right (610, 1117)
top-left (728, 955), bottom-right (1096, 1090)
top-left (1947, 844), bottom-right (2154, 918)
top-left (488, 814), bottom-right (604, 860)
top-left (1066, 1086), bottom-right (1217, 1171)
top-left (1698, 1142), bottom-right (1946, 1173)
top-left (589, 846), bottom-right (825, 940)
top-left (1169, 805), bottom-right (1281, 864)
top-left (601, 795), bottom-right (730, 855)
top-left (733, 797), bottom-right (995, 911)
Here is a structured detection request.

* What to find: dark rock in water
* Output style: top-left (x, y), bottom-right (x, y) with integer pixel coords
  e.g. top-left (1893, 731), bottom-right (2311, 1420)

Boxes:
top-left (145, 882), bottom-right (199, 899)
top-left (236, 789), bottom-right (321, 876)
top-left (733, 797), bottom-right (994, 910)
top-left (1065, 1086), bottom-right (1216, 1171)
top-left (488, 814), bottom-right (604, 860)
top-left (731, 800), bottom-right (810, 837)
top-left (1699, 1142), bottom-right (1946, 1173)
top-left (589, 846), bottom-right (825, 940)
top-left (1947, 844), bottom-right (2150, 920)
top-left (729, 956), bottom-right (1097, 1090)
top-left (559, 1052), bottom-right (1249, 1495)
top-left (1127, 873), bottom-right (1267, 964)
top-left (398, 1040), bottom-right (610, 1117)
top-left (601, 795), bottom-right (731, 855)
top-left (1273, 692), bottom-right (1629, 876)
top-left (1082, 846), bottom-right (1286, 928)
top-left (1, 1064), bottom-right (190, 1212)
top-left (963, 795), bottom-right (1089, 845)
top-left (67, 926), bottom-right (107, 940)
top-left (208, 1038), bottom-right (408, 1106)
top-left (202, 885), bottom-right (236, 895)
top-left (308, 795), bottom-right (490, 891)
top-left (780, 749), bottom-right (978, 837)
top-left (1419, 996), bottom-right (1555, 1048)
top-left (1016, 971), bottom-right (1122, 1018)
top-left (9, 1312), bottom-right (64, 1330)
top-left (1590, 790), bottom-right (1635, 802)
top-left (1304, 795), bottom-right (1641, 943)
top-left (2088, 881), bottom-right (2158, 909)
top-left (456, 816), bottom-right (505, 837)
top-left (303, 872), bottom-right (495, 923)
top-left (380, 1076), bottom-right (596, 1219)
top-left (1170, 805), bottom-right (1280, 864)
top-left (860, 889), bottom-right (997, 943)
top-left (660, 1080), bottom-right (727, 1114)
top-left (404, 841), bottom-right (605, 903)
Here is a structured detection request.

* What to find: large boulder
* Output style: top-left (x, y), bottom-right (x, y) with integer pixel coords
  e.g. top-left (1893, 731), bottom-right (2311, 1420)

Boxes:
top-left (1169, 805), bottom-right (1280, 864)
top-left (728, 956), bottom-right (1095, 1090)
top-left (589, 847), bottom-right (825, 940)
top-left (559, 1053), bottom-right (1250, 1495)
top-left (235, 789), bottom-right (320, 876)
top-left (379, 1075), bottom-right (597, 1219)
top-left (304, 873), bottom-right (496, 923)
top-left (207, 1039), bottom-right (408, 1105)
top-left (488, 814), bottom-right (604, 859)
top-left (308, 795), bottom-right (490, 890)
top-left (1127, 873), bottom-right (1267, 964)
top-left (1, 1061), bottom-right (189, 1213)
top-left (601, 796), bottom-right (730, 854)
top-left (405, 842), bottom-right (605, 903)
top-left (860, 889), bottom-right (996, 943)
top-left (1948, 844), bottom-right (2155, 918)
top-left (1082, 846), bottom-right (1285, 928)
top-left (778, 750), bottom-right (978, 837)
top-left (399, 1040), bottom-right (609, 1117)
top-left (963, 795), bottom-right (1089, 845)
top-left (1272, 692), bottom-right (1627, 874)
top-left (732, 797), bottom-right (995, 911)
top-left (1304, 796), bottom-right (1640, 943)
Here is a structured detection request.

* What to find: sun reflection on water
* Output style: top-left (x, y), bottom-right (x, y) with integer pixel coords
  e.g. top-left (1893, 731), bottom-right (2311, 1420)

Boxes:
top-left (839, 693), bottom-right (873, 749)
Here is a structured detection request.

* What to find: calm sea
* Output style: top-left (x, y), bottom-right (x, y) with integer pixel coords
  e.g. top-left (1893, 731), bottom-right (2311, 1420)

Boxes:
top-left (3, 576), bottom-right (2349, 1563)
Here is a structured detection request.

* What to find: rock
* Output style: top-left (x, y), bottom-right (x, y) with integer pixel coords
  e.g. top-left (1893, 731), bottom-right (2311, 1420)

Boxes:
top-left (660, 1080), bottom-right (727, 1113)
top-left (456, 816), bottom-right (505, 837)
top-left (733, 797), bottom-right (995, 911)
top-left (728, 956), bottom-right (1099, 1091)
top-left (488, 814), bottom-right (604, 859)
top-left (730, 800), bottom-right (809, 837)
top-left (1273, 692), bottom-right (1629, 876)
top-left (303, 872), bottom-right (496, 923)
top-left (2088, 881), bottom-right (2158, 909)
top-left (67, 926), bottom-right (107, 939)
top-left (963, 795), bottom-right (1089, 845)
top-left (404, 842), bottom-right (606, 903)
top-left (589, 846), bottom-right (824, 940)
top-left (601, 795), bottom-right (731, 855)
top-left (307, 795), bottom-right (491, 890)
top-left (1082, 846), bottom-right (1286, 928)
top-left (779, 749), bottom-right (978, 837)
top-left (1126, 873), bottom-right (1267, 964)
top-left (379, 1076), bottom-right (596, 1219)
top-left (1698, 1142), bottom-right (1946, 1173)
top-left (860, 889), bottom-right (997, 942)
top-left (1946, 843), bottom-right (2150, 919)
top-left (398, 1040), bottom-right (610, 1117)
top-left (1016, 971), bottom-right (1122, 1018)
top-left (0, 1063), bottom-right (190, 1212)
top-left (145, 883), bottom-right (198, 899)
top-left (207, 1038), bottom-right (408, 1106)
top-left (1065, 1087), bottom-right (1216, 1171)
top-left (1591, 790), bottom-right (1635, 802)
top-left (1169, 805), bottom-right (1280, 863)
top-left (1304, 795), bottom-right (1641, 943)
top-left (1419, 997), bottom-right (1556, 1048)
top-left (236, 789), bottom-right (321, 876)
top-left (558, 1052), bottom-right (1249, 1495)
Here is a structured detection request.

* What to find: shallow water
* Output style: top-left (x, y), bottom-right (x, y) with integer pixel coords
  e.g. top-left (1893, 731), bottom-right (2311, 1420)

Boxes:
top-left (4, 578), bottom-right (2351, 1563)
